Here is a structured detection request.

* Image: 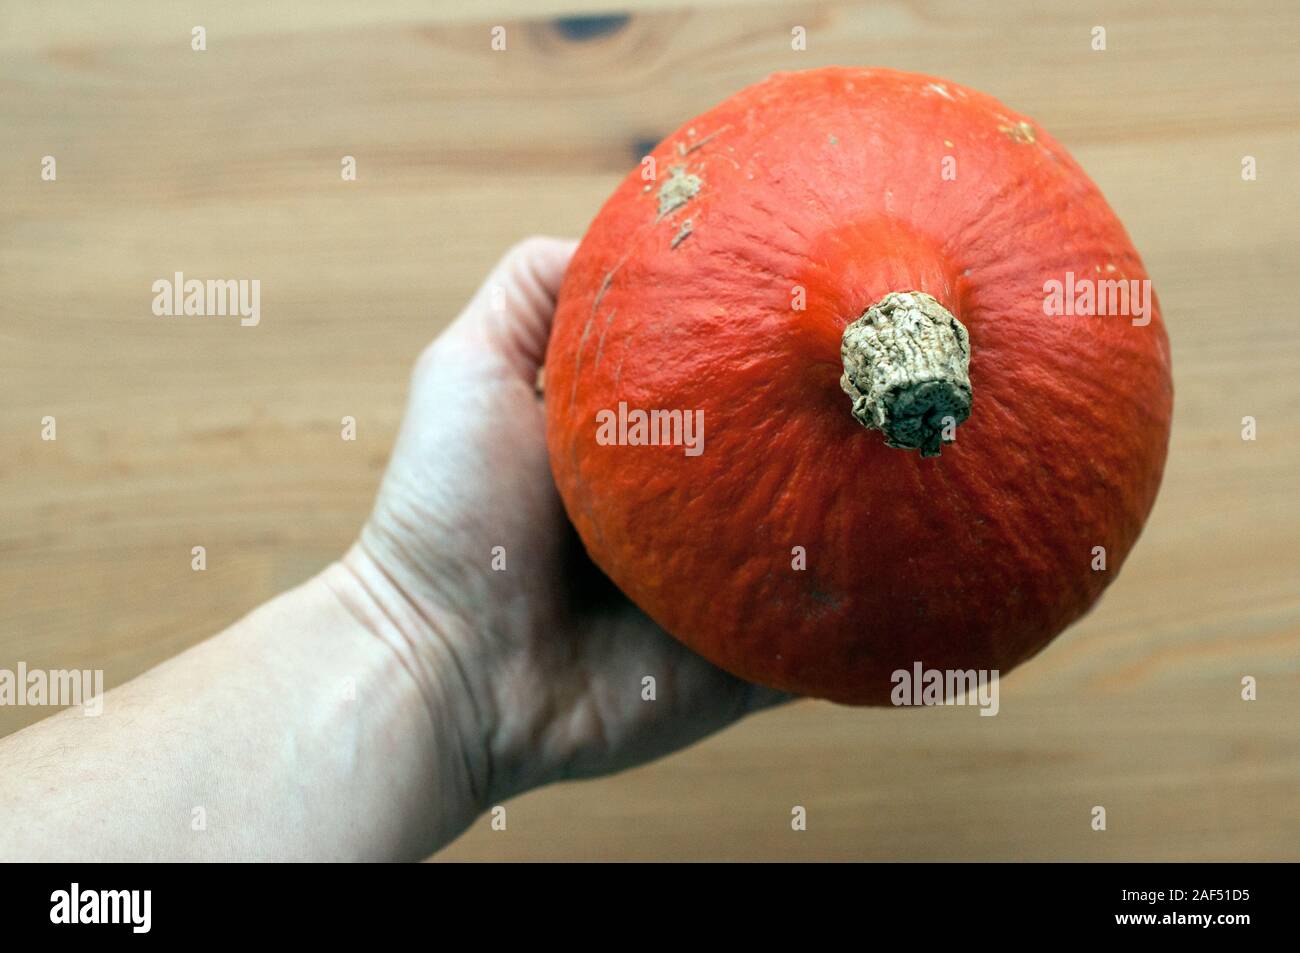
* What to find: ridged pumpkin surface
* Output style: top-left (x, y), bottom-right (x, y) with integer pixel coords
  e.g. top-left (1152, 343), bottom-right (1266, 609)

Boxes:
top-left (544, 67), bottom-right (1173, 704)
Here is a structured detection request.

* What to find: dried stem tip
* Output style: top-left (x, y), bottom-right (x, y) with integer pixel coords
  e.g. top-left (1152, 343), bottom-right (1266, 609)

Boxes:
top-left (839, 291), bottom-right (971, 457)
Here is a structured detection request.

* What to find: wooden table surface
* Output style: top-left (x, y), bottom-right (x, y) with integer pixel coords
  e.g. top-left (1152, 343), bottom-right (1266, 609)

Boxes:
top-left (2, 0), bottom-right (1297, 861)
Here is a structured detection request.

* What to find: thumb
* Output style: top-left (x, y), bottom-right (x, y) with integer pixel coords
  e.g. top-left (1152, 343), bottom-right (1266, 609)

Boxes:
top-left (445, 236), bottom-right (579, 382)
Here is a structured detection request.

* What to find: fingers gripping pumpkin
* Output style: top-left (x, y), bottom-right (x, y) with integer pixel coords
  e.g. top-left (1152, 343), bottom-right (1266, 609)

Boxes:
top-left (544, 68), bottom-right (1173, 705)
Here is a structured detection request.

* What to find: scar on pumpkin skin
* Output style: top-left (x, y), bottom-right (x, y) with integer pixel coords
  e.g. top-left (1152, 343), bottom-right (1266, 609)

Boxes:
top-left (671, 219), bottom-right (693, 248)
top-left (569, 312), bottom-right (595, 409)
top-left (591, 269), bottom-right (614, 317)
top-left (678, 125), bottom-right (730, 156)
top-left (999, 120), bottom-right (1036, 144)
top-left (570, 272), bottom-right (613, 403)
top-left (592, 308), bottom-right (618, 368)
top-left (657, 164), bottom-right (702, 219)
top-left (612, 346), bottom-right (627, 391)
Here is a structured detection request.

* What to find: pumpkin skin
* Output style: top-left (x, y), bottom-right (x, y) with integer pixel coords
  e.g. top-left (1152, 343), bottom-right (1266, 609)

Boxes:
top-left (544, 67), bottom-right (1173, 705)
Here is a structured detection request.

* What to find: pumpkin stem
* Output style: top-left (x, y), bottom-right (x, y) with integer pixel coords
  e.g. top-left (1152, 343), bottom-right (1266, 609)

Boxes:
top-left (839, 291), bottom-right (971, 457)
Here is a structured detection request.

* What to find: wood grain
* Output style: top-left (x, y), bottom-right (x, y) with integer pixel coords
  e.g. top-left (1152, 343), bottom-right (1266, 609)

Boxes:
top-left (2, 0), bottom-right (1297, 861)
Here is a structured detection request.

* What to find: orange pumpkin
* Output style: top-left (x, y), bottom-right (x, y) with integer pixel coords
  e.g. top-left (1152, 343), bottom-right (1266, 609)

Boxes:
top-left (544, 67), bottom-right (1173, 704)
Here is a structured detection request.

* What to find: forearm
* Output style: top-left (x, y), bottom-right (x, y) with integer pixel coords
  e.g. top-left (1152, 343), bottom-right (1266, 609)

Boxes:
top-left (0, 560), bottom-right (481, 861)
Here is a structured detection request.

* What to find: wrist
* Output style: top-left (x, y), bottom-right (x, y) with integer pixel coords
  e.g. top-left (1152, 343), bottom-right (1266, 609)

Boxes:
top-left (315, 550), bottom-right (492, 848)
top-left (346, 517), bottom-right (564, 807)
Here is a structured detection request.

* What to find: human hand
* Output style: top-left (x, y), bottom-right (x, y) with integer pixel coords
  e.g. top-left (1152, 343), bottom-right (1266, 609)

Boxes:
top-left (343, 237), bottom-right (787, 819)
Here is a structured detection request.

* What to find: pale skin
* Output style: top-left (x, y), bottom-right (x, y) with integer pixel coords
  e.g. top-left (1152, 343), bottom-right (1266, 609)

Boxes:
top-left (0, 238), bottom-right (784, 861)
